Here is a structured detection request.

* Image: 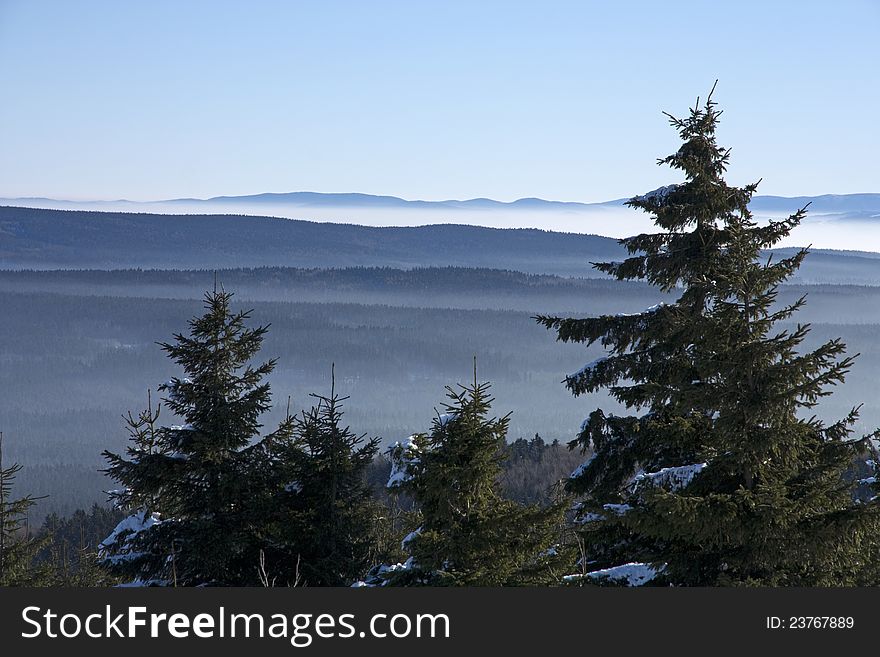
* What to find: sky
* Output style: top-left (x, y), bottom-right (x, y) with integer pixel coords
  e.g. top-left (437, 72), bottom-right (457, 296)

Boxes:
top-left (0, 0), bottom-right (878, 203)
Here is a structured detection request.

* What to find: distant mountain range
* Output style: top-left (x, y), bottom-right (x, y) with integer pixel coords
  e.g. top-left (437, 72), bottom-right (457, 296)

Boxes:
top-left (3, 205), bottom-right (880, 283)
top-left (4, 190), bottom-right (880, 214)
top-left (4, 191), bottom-right (878, 251)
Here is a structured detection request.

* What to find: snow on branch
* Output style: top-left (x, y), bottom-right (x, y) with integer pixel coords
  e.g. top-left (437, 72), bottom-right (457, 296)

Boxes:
top-left (98, 509), bottom-right (162, 564)
top-left (569, 357), bottom-right (608, 381)
top-left (632, 184), bottom-right (680, 203)
top-left (401, 527), bottom-right (423, 550)
top-left (352, 557), bottom-right (419, 587)
top-left (614, 302), bottom-right (668, 318)
top-left (633, 462), bottom-right (707, 492)
top-left (437, 412), bottom-right (457, 426)
top-left (575, 502), bottom-right (634, 525)
top-left (602, 503), bottom-right (632, 516)
top-left (386, 435), bottom-right (421, 489)
top-left (563, 562), bottom-right (661, 587)
top-left (570, 452), bottom-right (596, 480)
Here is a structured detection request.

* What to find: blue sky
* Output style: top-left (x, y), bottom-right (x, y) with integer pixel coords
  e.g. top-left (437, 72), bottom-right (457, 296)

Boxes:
top-left (0, 0), bottom-right (877, 202)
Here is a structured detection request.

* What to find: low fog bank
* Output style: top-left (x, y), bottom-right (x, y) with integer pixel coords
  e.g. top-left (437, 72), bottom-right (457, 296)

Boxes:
top-left (5, 268), bottom-right (880, 522)
top-left (6, 198), bottom-right (880, 252)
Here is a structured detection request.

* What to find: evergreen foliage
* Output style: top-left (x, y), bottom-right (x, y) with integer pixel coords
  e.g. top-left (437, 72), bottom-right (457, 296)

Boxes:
top-left (0, 432), bottom-right (45, 585)
top-left (101, 289), bottom-right (296, 586)
top-left (537, 84), bottom-right (880, 586)
top-left (376, 371), bottom-right (568, 586)
top-left (264, 372), bottom-right (383, 586)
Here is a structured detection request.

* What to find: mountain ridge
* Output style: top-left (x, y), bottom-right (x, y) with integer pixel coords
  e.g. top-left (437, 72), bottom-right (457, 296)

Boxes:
top-left (3, 205), bottom-right (880, 283)
top-left (4, 190), bottom-right (880, 214)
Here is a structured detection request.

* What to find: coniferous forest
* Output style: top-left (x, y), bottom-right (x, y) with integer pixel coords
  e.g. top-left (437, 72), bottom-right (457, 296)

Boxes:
top-left (4, 92), bottom-right (880, 587)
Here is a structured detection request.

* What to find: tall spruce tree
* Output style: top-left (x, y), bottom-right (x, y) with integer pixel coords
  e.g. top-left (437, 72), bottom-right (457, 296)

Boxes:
top-left (0, 432), bottom-right (43, 586)
top-left (264, 370), bottom-right (382, 586)
top-left (537, 85), bottom-right (880, 586)
top-left (101, 289), bottom-right (295, 586)
top-left (374, 371), bottom-right (567, 586)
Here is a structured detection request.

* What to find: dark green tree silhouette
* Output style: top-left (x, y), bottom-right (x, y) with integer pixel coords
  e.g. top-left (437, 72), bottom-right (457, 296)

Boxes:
top-left (265, 370), bottom-right (382, 586)
top-left (101, 289), bottom-right (295, 585)
top-left (0, 432), bottom-right (45, 585)
top-left (537, 84), bottom-right (880, 586)
top-left (376, 370), bottom-right (568, 586)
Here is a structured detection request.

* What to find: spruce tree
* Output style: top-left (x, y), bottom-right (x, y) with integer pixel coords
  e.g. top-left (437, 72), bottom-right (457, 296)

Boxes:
top-left (373, 371), bottom-right (567, 586)
top-left (265, 371), bottom-right (382, 586)
top-left (0, 432), bottom-right (43, 586)
top-left (101, 289), bottom-right (295, 586)
top-left (537, 84), bottom-right (880, 586)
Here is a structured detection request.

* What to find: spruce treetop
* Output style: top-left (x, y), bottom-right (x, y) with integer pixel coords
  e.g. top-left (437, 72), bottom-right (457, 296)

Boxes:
top-left (538, 85), bottom-right (880, 586)
top-left (377, 372), bottom-right (567, 586)
top-left (101, 288), bottom-right (296, 586)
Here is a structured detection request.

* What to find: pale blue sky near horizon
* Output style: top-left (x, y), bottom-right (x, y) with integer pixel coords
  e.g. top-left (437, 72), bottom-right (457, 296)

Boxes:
top-left (0, 0), bottom-right (877, 203)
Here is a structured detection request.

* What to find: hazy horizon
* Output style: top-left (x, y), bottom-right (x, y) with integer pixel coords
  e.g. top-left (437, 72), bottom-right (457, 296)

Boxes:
top-left (2, 1), bottom-right (879, 203)
top-left (5, 193), bottom-right (880, 252)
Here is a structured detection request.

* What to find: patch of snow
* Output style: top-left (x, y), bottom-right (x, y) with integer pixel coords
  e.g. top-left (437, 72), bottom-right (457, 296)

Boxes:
top-left (368, 557), bottom-right (419, 586)
top-left (380, 557), bottom-right (416, 574)
top-left (163, 378), bottom-right (192, 402)
top-left (577, 502), bottom-right (633, 524)
top-left (633, 463), bottom-right (707, 491)
top-left (386, 435), bottom-right (421, 489)
top-left (603, 503), bottom-right (632, 515)
top-left (615, 302), bottom-right (667, 318)
top-left (355, 557), bottom-right (422, 588)
top-left (99, 510), bottom-right (162, 564)
top-left (569, 357), bottom-right (608, 380)
top-left (584, 562), bottom-right (661, 587)
top-left (437, 412), bottom-right (458, 426)
top-left (401, 527), bottom-right (422, 550)
top-left (570, 453), bottom-right (596, 479)
top-left (106, 488), bottom-right (129, 508)
top-left (285, 480), bottom-right (303, 493)
top-left (577, 512), bottom-right (603, 524)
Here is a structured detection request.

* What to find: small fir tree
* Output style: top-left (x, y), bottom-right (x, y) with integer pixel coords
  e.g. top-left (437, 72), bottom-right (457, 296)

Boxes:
top-left (375, 370), bottom-right (568, 586)
top-left (101, 289), bottom-right (296, 586)
top-left (265, 369), bottom-right (382, 586)
top-left (537, 84), bottom-right (880, 586)
top-left (0, 432), bottom-right (45, 586)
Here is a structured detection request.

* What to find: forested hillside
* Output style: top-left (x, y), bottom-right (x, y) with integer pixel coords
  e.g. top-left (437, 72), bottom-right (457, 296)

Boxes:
top-left (3, 266), bottom-right (880, 524)
top-left (5, 205), bottom-right (880, 283)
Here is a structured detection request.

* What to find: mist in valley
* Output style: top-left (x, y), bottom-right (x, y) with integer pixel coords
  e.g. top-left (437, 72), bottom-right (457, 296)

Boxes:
top-left (4, 254), bottom-right (880, 522)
